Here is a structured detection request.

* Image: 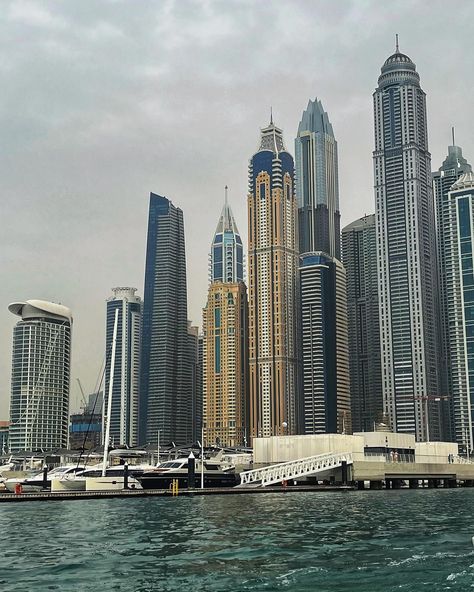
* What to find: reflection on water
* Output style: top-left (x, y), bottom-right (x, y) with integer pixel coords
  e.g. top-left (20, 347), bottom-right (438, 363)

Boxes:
top-left (1, 489), bottom-right (474, 591)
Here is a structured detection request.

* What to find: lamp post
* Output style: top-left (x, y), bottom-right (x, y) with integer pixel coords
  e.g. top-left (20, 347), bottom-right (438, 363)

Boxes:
top-left (201, 424), bottom-right (205, 489)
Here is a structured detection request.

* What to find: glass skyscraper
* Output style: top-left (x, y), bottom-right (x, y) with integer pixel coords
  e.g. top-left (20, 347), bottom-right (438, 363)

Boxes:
top-left (295, 98), bottom-right (340, 259)
top-left (433, 140), bottom-right (472, 441)
top-left (140, 193), bottom-right (192, 445)
top-left (248, 119), bottom-right (298, 438)
top-left (8, 300), bottom-right (72, 452)
top-left (296, 99), bottom-right (350, 434)
top-left (342, 214), bottom-right (383, 432)
top-left (374, 45), bottom-right (440, 441)
top-left (439, 171), bottom-right (474, 452)
top-left (104, 287), bottom-right (141, 447)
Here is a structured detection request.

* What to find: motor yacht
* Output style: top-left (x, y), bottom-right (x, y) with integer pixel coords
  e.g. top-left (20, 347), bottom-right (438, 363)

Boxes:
top-left (53, 463), bottom-right (154, 492)
top-left (137, 456), bottom-right (240, 489)
top-left (4, 465), bottom-right (86, 492)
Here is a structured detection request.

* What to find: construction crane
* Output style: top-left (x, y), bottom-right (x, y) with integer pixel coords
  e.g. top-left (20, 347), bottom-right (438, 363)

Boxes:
top-left (76, 378), bottom-right (89, 412)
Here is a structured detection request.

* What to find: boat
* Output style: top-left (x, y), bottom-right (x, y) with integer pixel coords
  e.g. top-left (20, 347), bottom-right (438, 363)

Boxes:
top-left (137, 456), bottom-right (240, 489)
top-left (54, 463), bottom-right (153, 492)
top-left (4, 465), bottom-right (86, 492)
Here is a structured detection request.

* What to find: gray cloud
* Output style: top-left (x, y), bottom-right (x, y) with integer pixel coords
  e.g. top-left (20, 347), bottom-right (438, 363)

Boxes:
top-left (1, 0), bottom-right (473, 415)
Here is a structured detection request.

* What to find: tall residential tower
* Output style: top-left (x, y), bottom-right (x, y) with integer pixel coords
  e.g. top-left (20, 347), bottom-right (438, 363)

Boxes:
top-left (8, 300), bottom-right (72, 452)
top-left (373, 43), bottom-right (440, 440)
top-left (140, 193), bottom-right (192, 445)
top-left (438, 169), bottom-right (474, 452)
top-left (104, 287), bottom-right (141, 447)
top-left (433, 138), bottom-right (472, 441)
top-left (248, 119), bottom-right (299, 438)
top-left (342, 214), bottom-right (383, 432)
top-left (203, 190), bottom-right (248, 446)
top-left (296, 99), bottom-right (351, 434)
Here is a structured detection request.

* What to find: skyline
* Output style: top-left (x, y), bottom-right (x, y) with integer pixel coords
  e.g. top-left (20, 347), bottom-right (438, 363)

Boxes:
top-left (1, 1), bottom-right (474, 417)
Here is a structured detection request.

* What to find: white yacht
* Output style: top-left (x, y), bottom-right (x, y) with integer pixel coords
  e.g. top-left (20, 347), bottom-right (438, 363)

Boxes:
top-left (5, 465), bottom-right (86, 493)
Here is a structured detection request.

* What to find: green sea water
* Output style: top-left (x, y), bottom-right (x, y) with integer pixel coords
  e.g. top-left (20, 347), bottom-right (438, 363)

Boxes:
top-left (1, 489), bottom-right (474, 591)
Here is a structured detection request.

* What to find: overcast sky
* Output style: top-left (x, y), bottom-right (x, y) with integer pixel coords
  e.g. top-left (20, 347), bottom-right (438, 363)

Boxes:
top-left (1, 0), bottom-right (473, 417)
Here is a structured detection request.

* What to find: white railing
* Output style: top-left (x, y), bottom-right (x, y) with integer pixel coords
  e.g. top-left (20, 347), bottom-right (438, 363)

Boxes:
top-left (453, 455), bottom-right (474, 464)
top-left (237, 452), bottom-right (353, 487)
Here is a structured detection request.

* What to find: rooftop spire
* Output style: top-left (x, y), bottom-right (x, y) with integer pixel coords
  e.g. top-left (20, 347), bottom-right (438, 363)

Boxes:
top-left (270, 106), bottom-right (273, 125)
top-left (225, 184), bottom-right (228, 206)
top-left (395, 33), bottom-right (399, 53)
top-left (452, 126), bottom-right (456, 146)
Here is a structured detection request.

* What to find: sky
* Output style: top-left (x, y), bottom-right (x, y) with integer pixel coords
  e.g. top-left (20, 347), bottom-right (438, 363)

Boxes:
top-left (0, 0), bottom-right (473, 417)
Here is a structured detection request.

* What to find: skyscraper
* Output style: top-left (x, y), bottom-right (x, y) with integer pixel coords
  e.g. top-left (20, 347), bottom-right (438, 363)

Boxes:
top-left (342, 214), bottom-right (383, 432)
top-left (299, 253), bottom-right (351, 433)
top-left (374, 42), bottom-right (440, 441)
top-left (248, 119), bottom-right (298, 438)
top-left (295, 98), bottom-right (340, 259)
top-left (8, 300), bottom-right (72, 452)
top-left (187, 321), bottom-right (202, 443)
top-left (296, 99), bottom-right (350, 434)
top-left (203, 191), bottom-right (248, 446)
top-left (439, 171), bottom-right (474, 452)
top-left (140, 193), bottom-right (192, 445)
top-left (433, 138), bottom-right (472, 440)
top-left (104, 287), bottom-right (141, 447)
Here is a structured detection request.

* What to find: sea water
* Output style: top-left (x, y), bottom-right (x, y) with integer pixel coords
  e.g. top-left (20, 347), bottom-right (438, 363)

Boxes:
top-left (1, 489), bottom-right (474, 591)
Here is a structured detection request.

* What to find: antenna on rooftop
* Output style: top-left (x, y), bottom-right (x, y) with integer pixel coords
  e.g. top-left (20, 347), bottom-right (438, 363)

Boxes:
top-left (452, 126), bottom-right (456, 146)
top-left (395, 33), bottom-right (399, 53)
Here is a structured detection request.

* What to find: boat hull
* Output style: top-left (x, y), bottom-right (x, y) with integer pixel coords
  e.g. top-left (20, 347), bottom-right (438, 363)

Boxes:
top-left (138, 472), bottom-right (240, 490)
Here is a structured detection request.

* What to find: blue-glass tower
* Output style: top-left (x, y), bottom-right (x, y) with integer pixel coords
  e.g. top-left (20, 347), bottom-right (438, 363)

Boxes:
top-left (210, 186), bottom-right (243, 283)
top-left (139, 193), bottom-right (191, 445)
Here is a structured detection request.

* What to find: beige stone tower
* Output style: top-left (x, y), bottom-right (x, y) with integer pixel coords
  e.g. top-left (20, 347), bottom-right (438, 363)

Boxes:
top-left (247, 120), bottom-right (299, 439)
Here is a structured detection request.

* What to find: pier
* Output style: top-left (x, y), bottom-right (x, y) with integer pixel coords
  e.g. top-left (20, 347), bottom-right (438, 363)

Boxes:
top-left (0, 484), bottom-right (354, 502)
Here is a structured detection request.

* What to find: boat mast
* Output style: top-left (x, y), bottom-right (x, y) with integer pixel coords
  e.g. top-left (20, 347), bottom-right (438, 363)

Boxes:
top-left (102, 308), bottom-right (119, 477)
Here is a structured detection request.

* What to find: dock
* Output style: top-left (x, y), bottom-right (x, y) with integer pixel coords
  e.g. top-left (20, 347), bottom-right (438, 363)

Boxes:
top-left (0, 484), bottom-right (354, 502)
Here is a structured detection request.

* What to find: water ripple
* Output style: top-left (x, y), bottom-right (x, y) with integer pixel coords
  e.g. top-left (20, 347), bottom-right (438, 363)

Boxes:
top-left (1, 489), bottom-right (474, 591)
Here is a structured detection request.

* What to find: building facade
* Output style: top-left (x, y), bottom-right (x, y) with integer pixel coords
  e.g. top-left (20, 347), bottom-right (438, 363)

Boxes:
top-left (441, 172), bottom-right (474, 452)
top-left (295, 98), bottom-right (341, 259)
top-left (104, 287), bottom-right (141, 447)
top-left (203, 194), bottom-right (248, 446)
top-left (342, 214), bottom-right (383, 432)
top-left (433, 141), bottom-right (472, 441)
top-left (0, 421), bottom-right (10, 455)
top-left (373, 46), bottom-right (440, 441)
top-left (8, 300), bottom-right (72, 452)
top-left (140, 193), bottom-right (192, 445)
top-left (299, 253), bottom-right (351, 433)
top-left (187, 322), bottom-right (202, 443)
top-left (296, 99), bottom-right (350, 434)
top-left (248, 119), bottom-right (299, 438)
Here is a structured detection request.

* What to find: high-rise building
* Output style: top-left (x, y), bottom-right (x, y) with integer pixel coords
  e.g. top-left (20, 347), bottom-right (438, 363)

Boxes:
top-left (140, 193), bottom-right (192, 445)
top-left (203, 192), bottom-right (248, 446)
top-left (433, 138), bottom-right (472, 440)
top-left (187, 321), bottom-right (202, 443)
top-left (299, 253), bottom-right (351, 433)
top-left (248, 119), bottom-right (298, 438)
top-left (0, 421), bottom-right (10, 455)
top-left (295, 98), bottom-right (340, 259)
top-left (8, 300), bottom-right (72, 452)
top-left (374, 42), bottom-right (440, 441)
top-left (296, 99), bottom-right (350, 434)
top-left (440, 171), bottom-right (474, 452)
top-left (342, 214), bottom-right (383, 432)
top-left (104, 287), bottom-right (141, 447)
